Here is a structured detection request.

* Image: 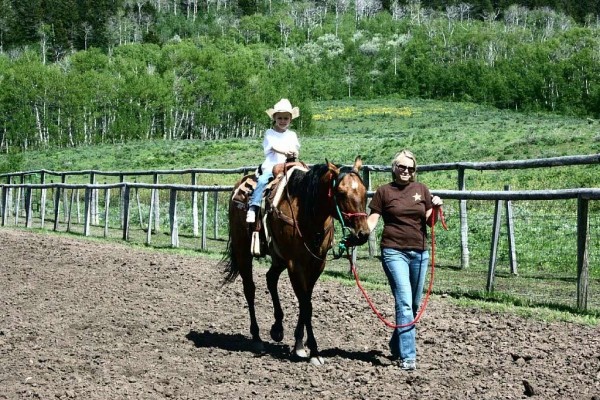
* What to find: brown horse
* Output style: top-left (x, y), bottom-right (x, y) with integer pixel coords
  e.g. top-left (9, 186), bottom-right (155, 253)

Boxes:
top-left (221, 156), bottom-right (370, 365)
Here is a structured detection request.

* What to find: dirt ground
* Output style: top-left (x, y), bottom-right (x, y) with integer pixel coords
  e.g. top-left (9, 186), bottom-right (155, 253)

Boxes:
top-left (1, 229), bottom-right (599, 400)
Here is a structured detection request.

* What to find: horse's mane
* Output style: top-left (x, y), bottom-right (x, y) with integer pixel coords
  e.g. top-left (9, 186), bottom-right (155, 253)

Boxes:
top-left (287, 163), bottom-right (331, 219)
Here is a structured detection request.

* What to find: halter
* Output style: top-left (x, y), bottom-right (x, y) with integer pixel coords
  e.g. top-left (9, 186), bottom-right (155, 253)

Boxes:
top-left (330, 171), bottom-right (368, 258)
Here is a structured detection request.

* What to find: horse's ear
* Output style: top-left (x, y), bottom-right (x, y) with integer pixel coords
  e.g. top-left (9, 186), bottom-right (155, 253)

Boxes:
top-left (353, 156), bottom-right (363, 173)
top-left (326, 159), bottom-right (339, 175)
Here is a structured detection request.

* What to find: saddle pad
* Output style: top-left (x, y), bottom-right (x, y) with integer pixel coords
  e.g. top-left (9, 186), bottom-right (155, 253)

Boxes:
top-left (268, 165), bottom-right (308, 209)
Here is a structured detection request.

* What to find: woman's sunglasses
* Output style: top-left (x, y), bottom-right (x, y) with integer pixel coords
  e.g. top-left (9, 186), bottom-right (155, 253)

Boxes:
top-left (396, 164), bottom-right (416, 173)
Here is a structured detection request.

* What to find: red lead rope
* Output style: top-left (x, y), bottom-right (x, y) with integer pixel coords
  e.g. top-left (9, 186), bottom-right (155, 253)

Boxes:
top-left (350, 205), bottom-right (448, 329)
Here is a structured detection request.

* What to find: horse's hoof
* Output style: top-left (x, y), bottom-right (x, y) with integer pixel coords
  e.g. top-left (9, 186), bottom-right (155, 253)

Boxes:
top-left (295, 348), bottom-right (309, 358)
top-left (309, 356), bottom-right (325, 366)
top-left (270, 326), bottom-right (284, 343)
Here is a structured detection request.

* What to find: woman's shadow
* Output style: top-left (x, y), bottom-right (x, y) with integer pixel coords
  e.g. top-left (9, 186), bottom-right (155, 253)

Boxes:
top-left (185, 329), bottom-right (390, 365)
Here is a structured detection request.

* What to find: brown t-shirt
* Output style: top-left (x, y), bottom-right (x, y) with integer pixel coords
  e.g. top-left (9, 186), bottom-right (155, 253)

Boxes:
top-left (369, 181), bottom-right (432, 251)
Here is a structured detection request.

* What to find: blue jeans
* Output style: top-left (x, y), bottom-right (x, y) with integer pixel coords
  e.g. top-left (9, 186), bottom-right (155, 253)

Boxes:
top-left (249, 170), bottom-right (273, 208)
top-left (381, 248), bottom-right (429, 361)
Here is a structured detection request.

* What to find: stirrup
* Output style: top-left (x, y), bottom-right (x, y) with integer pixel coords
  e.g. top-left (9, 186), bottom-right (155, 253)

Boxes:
top-left (251, 231), bottom-right (261, 256)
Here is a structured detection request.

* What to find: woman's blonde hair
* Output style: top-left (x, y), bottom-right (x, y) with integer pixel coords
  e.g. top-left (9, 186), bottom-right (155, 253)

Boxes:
top-left (391, 149), bottom-right (417, 182)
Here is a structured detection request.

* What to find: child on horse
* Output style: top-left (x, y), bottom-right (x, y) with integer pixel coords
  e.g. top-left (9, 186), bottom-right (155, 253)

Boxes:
top-left (246, 99), bottom-right (301, 223)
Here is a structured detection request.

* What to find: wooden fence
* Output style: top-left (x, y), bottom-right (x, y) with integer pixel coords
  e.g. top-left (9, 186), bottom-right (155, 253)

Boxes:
top-left (1, 153), bottom-right (599, 310)
top-left (2, 153), bottom-right (599, 267)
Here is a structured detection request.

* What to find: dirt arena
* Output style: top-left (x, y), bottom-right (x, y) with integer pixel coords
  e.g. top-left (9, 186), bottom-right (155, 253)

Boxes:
top-left (1, 228), bottom-right (599, 399)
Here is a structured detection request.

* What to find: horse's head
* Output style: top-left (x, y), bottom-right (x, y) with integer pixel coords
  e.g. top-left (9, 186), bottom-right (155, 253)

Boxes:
top-left (326, 156), bottom-right (370, 247)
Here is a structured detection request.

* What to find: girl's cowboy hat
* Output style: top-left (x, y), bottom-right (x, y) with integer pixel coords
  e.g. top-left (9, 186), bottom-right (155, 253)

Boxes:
top-left (266, 98), bottom-right (300, 119)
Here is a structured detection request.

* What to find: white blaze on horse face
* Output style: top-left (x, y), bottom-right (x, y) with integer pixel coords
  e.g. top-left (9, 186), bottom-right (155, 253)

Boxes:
top-left (351, 181), bottom-right (359, 190)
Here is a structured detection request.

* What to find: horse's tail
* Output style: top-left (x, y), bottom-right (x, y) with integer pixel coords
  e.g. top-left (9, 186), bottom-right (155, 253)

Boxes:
top-left (220, 179), bottom-right (251, 285)
top-left (220, 235), bottom-right (239, 284)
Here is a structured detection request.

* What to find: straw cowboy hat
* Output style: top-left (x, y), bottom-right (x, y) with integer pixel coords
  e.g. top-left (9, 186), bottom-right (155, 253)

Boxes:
top-left (266, 98), bottom-right (300, 119)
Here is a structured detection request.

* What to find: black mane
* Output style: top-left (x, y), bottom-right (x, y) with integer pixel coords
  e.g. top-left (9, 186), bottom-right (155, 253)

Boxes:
top-left (287, 163), bottom-right (331, 219)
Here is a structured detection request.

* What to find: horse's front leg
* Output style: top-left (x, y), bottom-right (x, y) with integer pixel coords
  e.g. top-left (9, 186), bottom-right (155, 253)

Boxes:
top-left (266, 261), bottom-right (286, 343)
top-left (297, 293), bottom-right (324, 365)
top-left (293, 303), bottom-right (307, 359)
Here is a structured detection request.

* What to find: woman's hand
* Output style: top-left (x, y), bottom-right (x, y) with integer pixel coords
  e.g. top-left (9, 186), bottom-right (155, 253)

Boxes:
top-left (432, 195), bottom-right (443, 206)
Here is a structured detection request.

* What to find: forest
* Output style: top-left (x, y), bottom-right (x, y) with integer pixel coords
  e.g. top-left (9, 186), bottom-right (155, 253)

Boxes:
top-left (0, 0), bottom-right (599, 151)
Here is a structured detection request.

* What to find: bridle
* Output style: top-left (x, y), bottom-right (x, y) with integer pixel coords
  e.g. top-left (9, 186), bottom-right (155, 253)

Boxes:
top-left (331, 170), bottom-right (368, 258)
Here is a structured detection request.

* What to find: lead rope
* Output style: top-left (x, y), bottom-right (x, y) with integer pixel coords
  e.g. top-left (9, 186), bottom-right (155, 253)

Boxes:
top-left (348, 205), bottom-right (447, 328)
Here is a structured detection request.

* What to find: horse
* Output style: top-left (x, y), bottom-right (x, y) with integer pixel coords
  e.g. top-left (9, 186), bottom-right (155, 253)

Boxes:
top-left (221, 156), bottom-right (370, 365)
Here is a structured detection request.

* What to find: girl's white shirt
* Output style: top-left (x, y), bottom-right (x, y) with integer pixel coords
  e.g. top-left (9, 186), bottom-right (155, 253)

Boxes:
top-left (261, 128), bottom-right (300, 172)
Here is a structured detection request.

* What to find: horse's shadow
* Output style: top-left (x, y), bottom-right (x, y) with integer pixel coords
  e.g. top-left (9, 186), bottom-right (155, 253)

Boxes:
top-left (185, 330), bottom-right (390, 366)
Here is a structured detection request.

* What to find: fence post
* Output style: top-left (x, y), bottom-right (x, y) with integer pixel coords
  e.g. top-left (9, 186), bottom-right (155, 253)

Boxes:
top-left (25, 186), bottom-right (32, 228)
top-left (76, 189), bottom-right (81, 224)
top-left (147, 188), bottom-right (155, 244)
top-left (576, 196), bottom-right (590, 311)
top-left (53, 185), bottom-right (61, 231)
top-left (213, 190), bottom-right (219, 240)
top-left (84, 187), bottom-right (92, 236)
top-left (40, 171), bottom-right (47, 229)
top-left (1, 186), bottom-right (8, 226)
top-left (169, 189), bottom-right (179, 247)
top-left (458, 167), bottom-right (469, 269)
top-left (104, 188), bottom-right (110, 238)
top-left (362, 167), bottom-right (371, 192)
top-left (14, 175), bottom-right (24, 226)
top-left (135, 180), bottom-right (144, 230)
top-left (202, 191), bottom-right (208, 250)
top-left (61, 175), bottom-right (68, 222)
top-left (122, 184), bottom-right (131, 240)
top-left (504, 185), bottom-right (518, 275)
top-left (486, 199), bottom-right (503, 292)
top-left (89, 173), bottom-right (96, 226)
top-left (67, 189), bottom-right (75, 232)
top-left (5, 176), bottom-right (12, 220)
top-left (153, 173), bottom-right (160, 232)
top-left (191, 172), bottom-right (199, 237)
top-left (119, 174), bottom-right (125, 228)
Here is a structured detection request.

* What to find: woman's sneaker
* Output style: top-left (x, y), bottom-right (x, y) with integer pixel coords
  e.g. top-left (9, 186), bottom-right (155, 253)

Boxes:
top-left (399, 359), bottom-right (416, 370)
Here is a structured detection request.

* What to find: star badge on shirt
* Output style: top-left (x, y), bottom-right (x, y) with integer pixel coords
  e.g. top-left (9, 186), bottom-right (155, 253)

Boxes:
top-left (413, 193), bottom-right (422, 202)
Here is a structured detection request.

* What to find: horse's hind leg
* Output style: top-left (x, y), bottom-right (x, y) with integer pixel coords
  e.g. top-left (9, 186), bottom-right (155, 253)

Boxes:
top-left (239, 264), bottom-right (264, 351)
top-left (266, 261), bottom-right (286, 343)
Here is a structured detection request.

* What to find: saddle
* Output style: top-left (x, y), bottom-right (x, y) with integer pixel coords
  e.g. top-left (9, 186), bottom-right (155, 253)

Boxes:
top-left (231, 160), bottom-right (308, 257)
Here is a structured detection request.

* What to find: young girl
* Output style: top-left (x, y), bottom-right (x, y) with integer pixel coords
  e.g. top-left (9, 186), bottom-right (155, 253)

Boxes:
top-left (246, 99), bottom-right (301, 223)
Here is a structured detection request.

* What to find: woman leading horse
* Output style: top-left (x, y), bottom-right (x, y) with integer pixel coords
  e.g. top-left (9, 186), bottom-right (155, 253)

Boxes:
top-left (222, 156), bottom-right (370, 365)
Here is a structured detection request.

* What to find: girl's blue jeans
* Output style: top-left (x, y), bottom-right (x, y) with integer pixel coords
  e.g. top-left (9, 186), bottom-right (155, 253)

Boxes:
top-left (381, 247), bottom-right (429, 361)
top-left (249, 171), bottom-right (273, 208)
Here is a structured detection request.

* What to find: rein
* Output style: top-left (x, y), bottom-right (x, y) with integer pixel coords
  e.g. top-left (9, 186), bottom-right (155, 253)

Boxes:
top-left (347, 205), bottom-right (448, 328)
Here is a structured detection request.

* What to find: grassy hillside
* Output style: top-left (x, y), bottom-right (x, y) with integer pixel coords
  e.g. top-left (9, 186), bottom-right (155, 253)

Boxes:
top-left (4, 98), bottom-right (599, 187)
